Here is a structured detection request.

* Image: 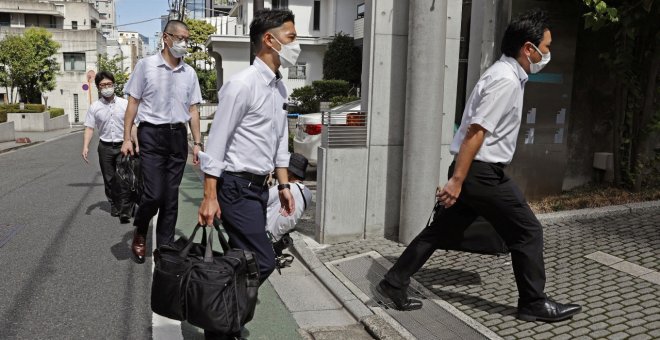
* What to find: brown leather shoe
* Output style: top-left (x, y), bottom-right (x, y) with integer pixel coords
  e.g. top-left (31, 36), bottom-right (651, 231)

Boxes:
top-left (131, 229), bottom-right (146, 264)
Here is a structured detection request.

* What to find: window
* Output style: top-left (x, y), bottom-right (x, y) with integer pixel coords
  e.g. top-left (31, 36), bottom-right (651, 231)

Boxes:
top-left (71, 21), bottom-right (78, 30)
top-left (313, 1), bottom-right (320, 31)
top-left (288, 62), bottom-right (306, 80)
top-left (357, 3), bottom-right (365, 19)
top-left (272, 0), bottom-right (288, 9)
top-left (0, 13), bottom-right (9, 27)
top-left (63, 53), bottom-right (86, 71)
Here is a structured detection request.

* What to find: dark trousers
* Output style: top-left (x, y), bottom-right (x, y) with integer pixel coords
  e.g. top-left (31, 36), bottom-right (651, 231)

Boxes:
top-left (133, 125), bottom-right (187, 247)
top-left (97, 142), bottom-right (122, 208)
top-left (204, 173), bottom-right (275, 340)
top-left (384, 161), bottom-right (547, 306)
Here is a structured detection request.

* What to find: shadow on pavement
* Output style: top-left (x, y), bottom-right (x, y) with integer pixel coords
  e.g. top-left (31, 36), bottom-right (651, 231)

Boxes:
top-left (68, 183), bottom-right (104, 187)
top-left (415, 267), bottom-right (483, 286)
top-left (85, 201), bottom-right (111, 215)
top-left (429, 288), bottom-right (517, 316)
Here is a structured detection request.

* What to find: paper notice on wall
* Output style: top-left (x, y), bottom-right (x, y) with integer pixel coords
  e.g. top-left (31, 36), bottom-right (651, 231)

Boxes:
top-left (526, 108), bottom-right (536, 124)
top-left (554, 128), bottom-right (564, 144)
top-left (525, 128), bottom-right (535, 144)
top-left (556, 108), bottom-right (566, 124)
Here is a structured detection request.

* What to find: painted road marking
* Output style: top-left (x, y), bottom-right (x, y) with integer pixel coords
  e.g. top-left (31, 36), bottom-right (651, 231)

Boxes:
top-left (585, 251), bottom-right (659, 286)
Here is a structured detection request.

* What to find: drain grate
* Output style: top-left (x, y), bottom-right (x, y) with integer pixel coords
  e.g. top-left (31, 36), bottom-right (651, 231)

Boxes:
top-left (0, 224), bottom-right (24, 248)
top-left (332, 253), bottom-right (489, 340)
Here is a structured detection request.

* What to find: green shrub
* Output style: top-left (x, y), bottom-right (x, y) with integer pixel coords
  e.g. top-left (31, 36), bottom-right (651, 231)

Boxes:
top-left (330, 95), bottom-right (360, 108)
top-left (312, 80), bottom-right (350, 102)
top-left (0, 103), bottom-right (45, 113)
top-left (290, 85), bottom-right (319, 114)
top-left (49, 107), bottom-right (64, 118)
top-left (0, 112), bottom-right (6, 123)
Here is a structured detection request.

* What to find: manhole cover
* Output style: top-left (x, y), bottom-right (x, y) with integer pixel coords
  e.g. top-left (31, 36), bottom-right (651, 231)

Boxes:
top-left (330, 252), bottom-right (493, 340)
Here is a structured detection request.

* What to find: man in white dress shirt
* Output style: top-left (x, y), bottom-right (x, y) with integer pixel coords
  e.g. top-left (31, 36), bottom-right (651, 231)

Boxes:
top-left (121, 20), bottom-right (203, 263)
top-left (82, 71), bottom-right (134, 222)
top-left (379, 9), bottom-right (582, 323)
top-left (198, 9), bottom-right (297, 338)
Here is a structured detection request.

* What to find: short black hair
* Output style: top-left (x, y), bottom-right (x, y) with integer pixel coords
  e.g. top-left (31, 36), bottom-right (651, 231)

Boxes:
top-left (95, 71), bottom-right (114, 87)
top-left (164, 20), bottom-right (189, 34)
top-left (249, 9), bottom-right (295, 51)
top-left (501, 9), bottom-right (550, 58)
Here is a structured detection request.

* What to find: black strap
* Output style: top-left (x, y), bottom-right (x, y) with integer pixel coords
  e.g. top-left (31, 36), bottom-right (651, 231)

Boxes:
top-left (294, 182), bottom-right (307, 210)
top-left (427, 201), bottom-right (443, 227)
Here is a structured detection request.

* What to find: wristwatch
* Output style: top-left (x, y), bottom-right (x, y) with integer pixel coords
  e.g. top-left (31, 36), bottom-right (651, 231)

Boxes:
top-left (193, 141), bottom-right (203, 148)
top-left (277, 183), bottom-right (291, 191)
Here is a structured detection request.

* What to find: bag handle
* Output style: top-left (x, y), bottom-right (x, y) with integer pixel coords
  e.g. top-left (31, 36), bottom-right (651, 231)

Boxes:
top-left (178, 223), bottom-right (207, 257)
top-left (211, 217), bottom-right (230, 252)
top-left (427, 201), bottom-right (443, 227)
top-left (203, 227), bottom-right (215, 263)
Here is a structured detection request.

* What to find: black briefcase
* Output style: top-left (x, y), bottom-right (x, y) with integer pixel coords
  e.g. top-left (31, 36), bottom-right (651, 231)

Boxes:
top-left (151, 222), bottom-right (260, 334)
top-left (430, 202), bottom-right (510, 256)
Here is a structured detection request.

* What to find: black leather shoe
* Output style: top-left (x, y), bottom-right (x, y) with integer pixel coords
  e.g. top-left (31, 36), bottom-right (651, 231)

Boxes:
top-left (110, 205), bottom-right (119, 217)
top-left (517, 298), bottom-right (582, 322)
top-left (119, 214), bottom-right (131, 224)
top-left (376, 280), bottom-right (422, 311)
top-left (131, 229), bottom-right (146, 264)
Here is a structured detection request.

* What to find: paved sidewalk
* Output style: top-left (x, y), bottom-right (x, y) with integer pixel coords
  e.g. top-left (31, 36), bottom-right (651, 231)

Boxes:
top-left (292, 203), bottom-right (660, 340)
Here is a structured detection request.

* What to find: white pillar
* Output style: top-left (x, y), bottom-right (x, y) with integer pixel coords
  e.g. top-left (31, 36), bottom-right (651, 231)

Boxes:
top-left (363, 0), bottom-right (410, 239)
top-left (398, 0), bottom-right (462, 244)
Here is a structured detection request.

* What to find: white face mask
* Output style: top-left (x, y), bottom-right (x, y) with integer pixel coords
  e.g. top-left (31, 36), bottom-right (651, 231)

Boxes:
top-left (527, 43), bottom-right (551, 74)
top-left (167, 37), bottom-right (188, 58)
top-left (271, 35), bottom-right (301, 68)
top-left (100, 87), bottom-right (115, 98)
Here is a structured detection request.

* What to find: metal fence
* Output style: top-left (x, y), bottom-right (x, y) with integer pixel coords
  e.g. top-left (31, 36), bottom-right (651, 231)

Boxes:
top-left (321, 109), bottom-right (368, 148)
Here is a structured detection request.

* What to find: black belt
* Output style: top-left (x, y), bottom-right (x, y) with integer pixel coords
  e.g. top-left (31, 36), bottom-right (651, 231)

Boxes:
top-left (99, 140), bottom-right (123, 147)
top-left (224, 171), bottom-right (269, 187)
top-left (140, 121), bottom-right (186, 130)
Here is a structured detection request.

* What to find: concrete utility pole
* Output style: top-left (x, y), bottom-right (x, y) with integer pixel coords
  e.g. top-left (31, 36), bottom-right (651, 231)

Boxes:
top-left (250, 0), bottom-right (264, 64)
top-left (399, 1), bottom-right (452, 244)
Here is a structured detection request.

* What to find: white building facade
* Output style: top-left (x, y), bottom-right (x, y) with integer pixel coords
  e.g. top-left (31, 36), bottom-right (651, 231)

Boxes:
top-left (206, 0), bottom-right (365, 97)
top-left (117, 31), bottom-right (148, 73)
top-left (0, 0), bottom-right (105, 123)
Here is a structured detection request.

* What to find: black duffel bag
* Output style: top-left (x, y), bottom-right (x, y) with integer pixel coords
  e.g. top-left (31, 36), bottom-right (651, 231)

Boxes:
top-left (429, 202), bottom-right (509, 256)
top-left (151, 221), bottom-right (260, 333)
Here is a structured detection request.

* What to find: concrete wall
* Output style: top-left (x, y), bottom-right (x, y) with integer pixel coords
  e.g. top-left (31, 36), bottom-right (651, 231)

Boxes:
top-left (0, 121), bottom-right (15, 142)
top-left (8, 112), bottom-right (69, 132)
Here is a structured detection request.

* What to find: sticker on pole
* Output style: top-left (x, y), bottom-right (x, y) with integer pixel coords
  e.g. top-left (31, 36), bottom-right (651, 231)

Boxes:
top-left (82, 83), bottom-right (89, 91)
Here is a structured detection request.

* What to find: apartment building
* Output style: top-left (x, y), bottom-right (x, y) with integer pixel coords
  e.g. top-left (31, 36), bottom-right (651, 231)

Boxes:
top-left (0, 0), bottom-right (106, 123)
top-left (205, 0), bottom-right (365, 96)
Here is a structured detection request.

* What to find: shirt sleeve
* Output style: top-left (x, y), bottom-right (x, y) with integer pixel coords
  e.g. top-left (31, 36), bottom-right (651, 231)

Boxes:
top-left (274, 109), bottom-right (290, 168)
top-left (200, 80), bottom-right (251, 177)
top-left (189, 72), bottom-right (203, 106)
top-left (83, 104), bottom-right (95, 129)
top-left (123, 60), bottom-right (145, 99)
top-left (468, 77), bottom-right (519, 133)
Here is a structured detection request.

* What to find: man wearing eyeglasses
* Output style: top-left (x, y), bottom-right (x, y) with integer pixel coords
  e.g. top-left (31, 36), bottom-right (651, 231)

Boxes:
top-left (121, 20), bottom-right (203, 264)
top-left (82, 71), bottom-right (136, 223)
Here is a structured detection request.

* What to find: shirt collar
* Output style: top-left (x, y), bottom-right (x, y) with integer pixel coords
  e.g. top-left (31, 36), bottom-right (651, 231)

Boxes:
top-left (157, 50), bottom-right (185, 71)
top-left (500, 55), bottom-right (528, 86)
top-left (253, 57), bottom-right (281, 86)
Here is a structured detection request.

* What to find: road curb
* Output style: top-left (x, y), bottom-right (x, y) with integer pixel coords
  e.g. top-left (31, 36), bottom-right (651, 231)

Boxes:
top-left (536, 200), bottom-right (660, 223)
top-left (290, 233), bottom-right (405, 340)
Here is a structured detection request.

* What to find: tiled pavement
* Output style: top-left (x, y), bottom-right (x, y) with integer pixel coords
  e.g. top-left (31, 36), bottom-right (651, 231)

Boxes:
top-left (314, 209), bottom-right (660, 339)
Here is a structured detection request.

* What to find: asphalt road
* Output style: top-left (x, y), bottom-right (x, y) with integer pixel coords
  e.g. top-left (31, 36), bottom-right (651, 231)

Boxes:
top-left (0, 132), bottom-right (152, 339)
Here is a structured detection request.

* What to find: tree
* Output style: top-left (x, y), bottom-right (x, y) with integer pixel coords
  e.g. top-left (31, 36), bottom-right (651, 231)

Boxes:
top-left (97, 53), bottom-right (129, 97)
top-left (184, 18), bottom-right (218, 102)
top-left (322, 33), bottom-right (362, 87)
top-left (581, 0), bottom-right (660, 190)
top-left (0, 28), bottom-right (60, 103)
